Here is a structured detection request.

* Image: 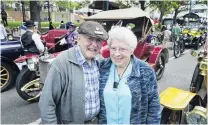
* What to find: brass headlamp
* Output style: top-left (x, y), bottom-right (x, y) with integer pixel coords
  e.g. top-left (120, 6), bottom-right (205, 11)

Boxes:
top-left (186, 106), bottom-right (207, 124)
top-left (199, 58), bottom-right (208, 76)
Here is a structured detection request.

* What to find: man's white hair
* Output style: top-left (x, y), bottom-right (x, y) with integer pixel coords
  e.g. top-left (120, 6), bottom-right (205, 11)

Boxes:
top-left (107, 26), bottom-right (137, 51)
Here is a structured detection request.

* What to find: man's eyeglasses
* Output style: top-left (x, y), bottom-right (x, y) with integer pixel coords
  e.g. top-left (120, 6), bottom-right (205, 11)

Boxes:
top-left (109, 47), bottom-right (130, 53)
top-left (84, 36), bottom-right (103, 44)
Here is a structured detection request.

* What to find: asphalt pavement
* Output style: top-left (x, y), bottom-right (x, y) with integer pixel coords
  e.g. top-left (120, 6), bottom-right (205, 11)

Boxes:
top-left (1, 47), bottom-right (198, 124)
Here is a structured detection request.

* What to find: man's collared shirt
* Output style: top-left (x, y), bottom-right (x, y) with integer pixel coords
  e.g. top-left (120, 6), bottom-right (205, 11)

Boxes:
top-left (75, 45), bottom-right (100, 121)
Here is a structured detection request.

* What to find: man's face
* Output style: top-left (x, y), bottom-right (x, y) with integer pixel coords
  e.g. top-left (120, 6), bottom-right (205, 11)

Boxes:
top-left (69, 26), bottom-right (75, 32)
top-left (33, 26), bottom-right (38, 33)
top-left (109, 40), bottom-right (133, 68)
top-left (77, 34), bottom-right (102, 60)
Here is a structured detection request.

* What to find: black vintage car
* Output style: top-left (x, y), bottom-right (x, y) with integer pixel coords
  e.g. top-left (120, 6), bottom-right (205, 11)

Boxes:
top-left (1, 36), bottom-right (23, 92)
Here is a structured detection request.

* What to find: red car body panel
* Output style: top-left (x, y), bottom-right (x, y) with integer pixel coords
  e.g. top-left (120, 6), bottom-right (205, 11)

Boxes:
top-left (14, 54), bottom-right (38, 63)
top-left (14, 52), bottom-right (60, 63)
top-left (41, 29), bottom-right (68, 49)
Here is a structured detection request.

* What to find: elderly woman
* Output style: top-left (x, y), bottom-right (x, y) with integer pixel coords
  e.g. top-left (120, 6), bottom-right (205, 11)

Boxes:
top-left (99, 26), bottom-right (161, 124)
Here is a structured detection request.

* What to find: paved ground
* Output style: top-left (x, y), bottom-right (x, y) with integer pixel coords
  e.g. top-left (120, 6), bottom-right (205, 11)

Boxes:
top-left (1, 47), bottom-right (198, 124)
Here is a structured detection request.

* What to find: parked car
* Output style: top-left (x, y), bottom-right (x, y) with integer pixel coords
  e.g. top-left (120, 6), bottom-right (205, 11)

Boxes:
top-left (1, 36), bottom-right (23, 92)
top-left (84, 7), bottom-right (169, 80)
top-left (182, 25), bottom-right (204, 50)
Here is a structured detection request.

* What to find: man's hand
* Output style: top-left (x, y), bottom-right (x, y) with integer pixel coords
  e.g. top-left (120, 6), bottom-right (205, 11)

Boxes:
top-left (59, 38), bottom-right (67, 45)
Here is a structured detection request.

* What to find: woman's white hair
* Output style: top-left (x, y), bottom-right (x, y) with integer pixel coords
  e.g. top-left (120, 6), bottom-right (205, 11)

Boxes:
top-left (107, 26), bottom-right (137, 51)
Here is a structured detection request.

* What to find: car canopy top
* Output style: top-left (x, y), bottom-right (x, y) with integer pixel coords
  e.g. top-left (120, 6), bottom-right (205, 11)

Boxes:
top-left (84, 7), bottom-right (154, 39)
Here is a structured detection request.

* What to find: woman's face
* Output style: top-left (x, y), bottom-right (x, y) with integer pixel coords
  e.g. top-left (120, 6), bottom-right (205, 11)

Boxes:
top-left (109, 40), bottom-right (133, 68)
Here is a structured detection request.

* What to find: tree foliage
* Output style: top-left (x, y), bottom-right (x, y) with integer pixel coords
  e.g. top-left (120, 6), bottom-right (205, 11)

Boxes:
top-left (170, 1), bottom-right (187, 24)
top-left (55, 0), bottom-right (90, 11)
top-left (150, 0), bottom-right (173, 26)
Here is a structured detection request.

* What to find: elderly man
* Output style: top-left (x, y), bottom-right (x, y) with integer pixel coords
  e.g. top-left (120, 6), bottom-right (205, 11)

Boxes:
top-left (39, 21), bottom-right (108, 124)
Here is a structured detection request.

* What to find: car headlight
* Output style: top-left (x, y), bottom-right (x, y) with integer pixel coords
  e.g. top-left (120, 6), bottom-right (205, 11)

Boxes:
top-left (27, 57), bottom-right (38, 71)
top-left (186, 106), bottom-right (207, 124)
top-left (184, 34), bottom-right (187, 37)
top-left (200, 63), bottom-right (208, 70)
top-left (191, 51), bottom-right (197, 57)
top-left (199, 59), bottom-right (208, 71)
top-left (8, 35), bottom-right (13, 40)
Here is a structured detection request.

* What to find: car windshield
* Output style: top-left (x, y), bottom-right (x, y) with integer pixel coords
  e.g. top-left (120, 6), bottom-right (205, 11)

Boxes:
top-left (163, 20), bottom-right (173, 25)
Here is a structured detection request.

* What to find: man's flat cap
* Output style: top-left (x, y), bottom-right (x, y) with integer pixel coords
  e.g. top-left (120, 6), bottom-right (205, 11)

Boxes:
top-left (25, 20), bottom-right (36, 27)
top-left (78, 21), bottom-right (108, 41)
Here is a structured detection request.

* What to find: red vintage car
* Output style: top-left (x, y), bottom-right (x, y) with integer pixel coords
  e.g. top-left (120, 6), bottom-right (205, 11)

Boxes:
top-left (84, 7), bottom-right (169, 80)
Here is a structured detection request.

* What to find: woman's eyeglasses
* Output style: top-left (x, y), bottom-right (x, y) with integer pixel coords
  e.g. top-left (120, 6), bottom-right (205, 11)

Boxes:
top-left (110, 47), bottom-right (129, 53)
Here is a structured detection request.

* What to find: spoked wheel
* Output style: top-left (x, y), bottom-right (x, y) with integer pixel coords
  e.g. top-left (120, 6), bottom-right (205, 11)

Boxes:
top-left (1, 65), bottom-right (10, 89)
top-left (1, 62), bottom-right (18, 92)
top-left (180, 42), bottom-right (185, 54)
top-left (156, 53), bottom-right (166, 80)
top-left (16, 67), bottom-right (41, 102)
top-left (160, 108), bottom-right (184, 124)
top-left (173, 41), bottom-right (181, 58)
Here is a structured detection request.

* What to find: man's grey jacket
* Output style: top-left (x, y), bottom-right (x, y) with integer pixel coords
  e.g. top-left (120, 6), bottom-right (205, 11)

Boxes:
top-left (39, 47), bottom-right (86, 124)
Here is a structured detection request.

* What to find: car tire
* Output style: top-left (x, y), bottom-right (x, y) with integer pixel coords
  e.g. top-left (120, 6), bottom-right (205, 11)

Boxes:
top-left (194, 39), bottom-right (199, 50)
top-left (173, 41), bottom-right (181, 58)
top-left (16, 67), bottom-right (40, 102)
top-left (156, 53), bottom-right (166, 80)
top-left (180, 42), bottom-right (185, 54)
top-left (160, 108), bottom-right (185, 124)
top-left (1, 62), bottom-right (18, 92)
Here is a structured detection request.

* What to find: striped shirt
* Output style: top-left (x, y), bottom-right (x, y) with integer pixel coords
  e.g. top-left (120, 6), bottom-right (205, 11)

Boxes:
top-left (75, 45), bottom-right (100, 121)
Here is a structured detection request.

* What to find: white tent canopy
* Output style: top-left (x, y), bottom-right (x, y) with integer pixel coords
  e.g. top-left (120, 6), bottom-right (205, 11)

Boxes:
top-left (74, 7), bottom-right (102, 13)
top-left (84, 7), bottom-right (151, 20)
top-left (177, 11), bottom-right (207, 19)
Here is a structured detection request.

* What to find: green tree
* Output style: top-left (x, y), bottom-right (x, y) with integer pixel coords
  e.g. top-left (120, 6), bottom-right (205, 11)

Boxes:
top-left (55, 0), bottom-right (90, 11)
top-left (150, 0), bottom-right (173, 26)
top-left (30, 1), bottom-right (41, 28)
top-left (170, 1), bottom-right (187, 25)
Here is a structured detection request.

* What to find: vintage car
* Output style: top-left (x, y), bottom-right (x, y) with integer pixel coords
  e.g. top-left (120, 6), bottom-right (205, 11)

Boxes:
top-left (182, 23), bottom-right (205, 50)
top-left (84, 7), bottom-right (169, 80)
top-left (1, 36), bottom-right (23, 92)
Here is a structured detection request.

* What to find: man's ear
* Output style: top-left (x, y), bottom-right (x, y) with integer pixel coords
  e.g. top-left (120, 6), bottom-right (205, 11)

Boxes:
top-left (76, 35), bottom-right (81, 45)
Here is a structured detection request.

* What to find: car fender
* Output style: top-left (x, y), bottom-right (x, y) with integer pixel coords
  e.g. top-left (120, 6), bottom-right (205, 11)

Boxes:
top-left (148, 46), bottom-right (169, 68)
top-left (1, 56), bottom-right (20, 73)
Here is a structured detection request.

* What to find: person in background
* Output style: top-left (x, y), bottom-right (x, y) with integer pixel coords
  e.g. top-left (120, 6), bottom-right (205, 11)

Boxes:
top-left (65, 22), bottom-right (78, 48)
top-left (20, 20), bottom-right (44, 54)
top-left (59, 20), bottom-right (65, 29)
top-left (39, 21), bottom-right (108, 124)
top-left (172, 23), bottom-right (181, 42)
top-left (0, 21), bottom-right (7, 41)
top-left (20, 22), bottom-right (27, 35)
top-left (162, 26), bottom-right (172, 48)
top-left (49, 21), bottom-right (54, 30)
top-left (1, 9), bottom-right (8, 26)
top-left (99, 26), bottom-right (161, 124)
